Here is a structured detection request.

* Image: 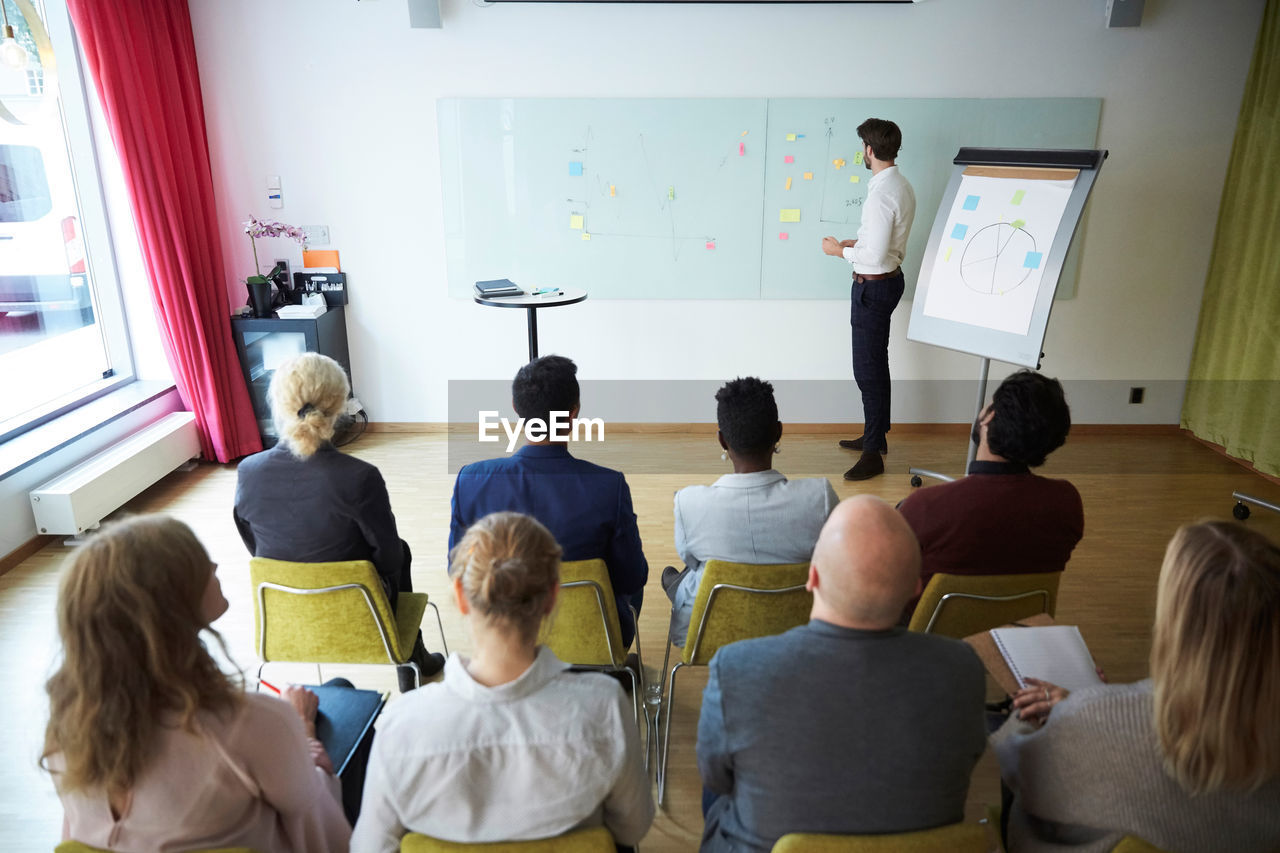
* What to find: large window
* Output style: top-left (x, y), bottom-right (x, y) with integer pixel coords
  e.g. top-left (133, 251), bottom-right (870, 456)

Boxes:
top-left (0, 0), bottom-right (132, 441)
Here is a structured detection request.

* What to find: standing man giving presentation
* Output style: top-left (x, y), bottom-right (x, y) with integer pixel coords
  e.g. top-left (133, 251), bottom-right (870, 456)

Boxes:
top-left (823, 118), bottom-right (916, 481)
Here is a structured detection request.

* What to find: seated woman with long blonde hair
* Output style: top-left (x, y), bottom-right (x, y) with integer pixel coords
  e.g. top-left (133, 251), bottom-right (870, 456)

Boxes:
top-left (43, 515), bottom-right (350, 852)
top-left (994, 521), bottom-right (1280, 851)
top-left (351, 511), bottom-right (653, 852)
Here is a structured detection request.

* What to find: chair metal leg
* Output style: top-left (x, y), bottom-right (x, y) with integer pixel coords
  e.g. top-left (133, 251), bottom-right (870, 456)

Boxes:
top-left (316, 663), bottom-right (323, 685)
top-left (658, 661), bottom-right (685, 807)
top-left (255, 662), bottom-right (266, 690)
top-left (628, 606), bottom-right (651, 770)
top-left (427, 600), bottom-right (448, 655)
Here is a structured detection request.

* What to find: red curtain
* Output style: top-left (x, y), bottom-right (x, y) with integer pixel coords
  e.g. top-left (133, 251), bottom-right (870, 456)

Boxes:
top-left (67, 0), bottom-right (261, 462)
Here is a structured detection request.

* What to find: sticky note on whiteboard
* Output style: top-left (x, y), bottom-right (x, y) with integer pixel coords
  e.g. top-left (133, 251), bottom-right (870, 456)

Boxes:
top-left (1012, 189), bottom-right (1026, 205)
top-left (784, 155), bottom-right (795, 164)
top-left (1011, 218), bottom-right (1026, 229)
top-left (569, 161), bottom-right (583, 176)
top-left (833, 158), bottom-right (846, 169)
top-left (804, 172), bottom-right (813, 181)
top-left (785, 177), bottom-right (792, 190)
top-left (706, 240), bottom-right (716, 250)
top-left (1023, 251), bottom-right (1043, 269)
top-left (610, 185), bottom-right (616, 197)
top-left (779, 209), bottom-right (801, 223)
top-left (853, 151), bottom-right (864, 165)
top-left (581, 232), bottom-right (591, 241)
top-left (739, 142), bottom-right (746, 156)
top-left (850, 175), bottom-right (860, 183)
top-left (570, 214), bottom-right (584, 230)
top-left (786, 133), bottom-right (796, 142)
top-left (779, 231), bottom-right (789, 240)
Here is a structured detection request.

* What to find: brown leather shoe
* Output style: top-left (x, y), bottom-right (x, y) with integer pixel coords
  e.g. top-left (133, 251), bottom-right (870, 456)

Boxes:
top-left (838, 436), bottom-right (888, 454)
top-left (843, 450), bottom-right (886, 481)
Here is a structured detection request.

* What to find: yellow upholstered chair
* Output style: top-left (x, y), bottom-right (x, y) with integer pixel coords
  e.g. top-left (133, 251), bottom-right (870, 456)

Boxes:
top-left (656, 560), bottom-right (811, 803)
top-left (56, 844), bottom-right (257, 853)
top-left (400, 826), bottom-right (615, 852)
top-left (1111, 837), bottom-right (1170, 853)
top-left (250, 557), bottom-right (446, 692)
top-left (907, 571), bottom-right (1062, 638)
top-left (771, 821), bottom-right (987, 852)
top-left (539, 559), bottom-right (647, 738)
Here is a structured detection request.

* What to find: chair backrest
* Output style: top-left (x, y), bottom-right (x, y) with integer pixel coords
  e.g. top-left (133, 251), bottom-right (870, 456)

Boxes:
top-left (400, 826), bottom-right (615, 852)
top-left (56, 844), bottom-right (258, 853)
top-left (683, 560), bottom-right (812, 665)
top-left (539, 559), bottom-right (626, 667)
top-left (250, 557), bottom-right (407, 664)
top-left (771, 821), bottom-right (987, 852)
top-left (907, 571), bottom-right (1062, 638)
top-left (1111, 837), bottom-right (1170, 853)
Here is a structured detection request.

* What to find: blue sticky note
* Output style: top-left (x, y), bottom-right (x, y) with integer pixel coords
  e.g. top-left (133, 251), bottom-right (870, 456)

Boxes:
top-left (569, 161), bottom-right (583, 176)
top-left (1024, 251), bottom-right (1043, 269)
top-left (951, 224), bottom-right (968, 240)
top-left (962, 195), bottom-right (980, 211)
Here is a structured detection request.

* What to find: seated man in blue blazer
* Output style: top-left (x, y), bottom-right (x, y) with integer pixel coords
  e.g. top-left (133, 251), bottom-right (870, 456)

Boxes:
top-left (449, 355), bottom-right (648, 646)
top-left (698, 495), bottom-right (986, 852)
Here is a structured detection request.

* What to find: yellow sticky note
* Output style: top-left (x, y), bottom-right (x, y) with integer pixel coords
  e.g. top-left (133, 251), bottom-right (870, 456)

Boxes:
top-left (785, 177), bottom-right (792, 190)
top-left (850, 175), bottom-right (860, 183)
top-left (853, 151), bottom-right (864, 165)
top-left (1012, 218), bottom-right (1026, 229)
top-left (944, 246), bottom-right (952, 261)
top-left (741, 130), bottom-right (749, 137)
top-left (581, 232), bottom-right (592, 241)
top-left (569, 214), bottom-right (584, 230)
top-left (833, 158), bottom-right (846, 169)
top-left (610, 185), bottom-right (616, 197)
top-left (779, 209), bottom-right (801, 223)
top-left (803, 172), bottom-right (813, 181)
top-left (786, 133), bottom-right (796, 142)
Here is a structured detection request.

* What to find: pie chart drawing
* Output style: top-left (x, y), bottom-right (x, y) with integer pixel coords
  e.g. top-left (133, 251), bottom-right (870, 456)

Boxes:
top-left (959, 223), bottom-right (1037, 296)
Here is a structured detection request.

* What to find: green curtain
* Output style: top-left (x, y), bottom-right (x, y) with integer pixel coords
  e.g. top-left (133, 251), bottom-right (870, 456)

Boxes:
top-left (1182, 0), bottom-right (1280, 476)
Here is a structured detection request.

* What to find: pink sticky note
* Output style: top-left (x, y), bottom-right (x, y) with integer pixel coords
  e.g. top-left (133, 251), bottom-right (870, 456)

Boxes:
top-left (739, 142), bottom-right (745, 156)
top-left (784, 155), bottom-right (795, 164)
top-left (779, 231), bottom-right (789, 240)
top-left (706, 240), bottom-right (716, 250)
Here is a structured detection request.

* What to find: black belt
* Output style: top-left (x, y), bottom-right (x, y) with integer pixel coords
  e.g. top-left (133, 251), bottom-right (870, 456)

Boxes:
top-left (853, 267), bottom-right (902, 283)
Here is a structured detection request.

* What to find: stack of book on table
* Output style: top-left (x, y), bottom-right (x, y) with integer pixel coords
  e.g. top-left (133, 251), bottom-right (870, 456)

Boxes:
top-left (475, 278), bottom-right (522, 298)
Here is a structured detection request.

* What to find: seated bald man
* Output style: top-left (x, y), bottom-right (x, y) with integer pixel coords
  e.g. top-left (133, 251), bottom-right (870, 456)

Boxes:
top-left (696, 496), bottom-right (986, 853)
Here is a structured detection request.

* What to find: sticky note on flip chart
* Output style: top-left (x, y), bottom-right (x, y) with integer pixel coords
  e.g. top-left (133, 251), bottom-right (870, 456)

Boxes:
top-left (1011, 218), bottom-right (1026, 230)
top-left (784, 155), bottom-right (795, 164)
top-left (569, 161), bottom-right (583, 176)
top-left (951, 224), bottom-right (968, 240)
top-left (1023, 251), bottom-right (1043, 269)
top-left (785, 177), bottom-right (793, 190)
top-left (1011, 189), bottom-right (1026, 205)
top-left (780, 209), bottom-right (801, 223)
top-left (570, 214), bottom-right (584, 230)
top-left (944, 246), bottom-right (953, 261)
top-left (963, 195), bottom-right (980, 211)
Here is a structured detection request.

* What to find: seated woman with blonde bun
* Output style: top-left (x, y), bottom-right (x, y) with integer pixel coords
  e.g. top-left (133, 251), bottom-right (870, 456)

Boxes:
top-left (993, 520), bottom-right (1280, 852)
top-left (234, 352), bottom-right (443, 680)
top-left (43, 515), bottom-right (350, 852)
top-left (351, 511), bottom-right (654, 853)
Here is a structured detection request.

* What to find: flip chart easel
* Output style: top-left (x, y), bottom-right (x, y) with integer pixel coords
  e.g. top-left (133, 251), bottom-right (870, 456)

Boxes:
top-left (905, 148), bottom-right (1107, 485)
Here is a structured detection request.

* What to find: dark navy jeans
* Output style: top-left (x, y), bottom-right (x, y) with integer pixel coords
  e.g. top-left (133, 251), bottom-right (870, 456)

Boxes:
top-left (849, 271), bottom-right (905, 452)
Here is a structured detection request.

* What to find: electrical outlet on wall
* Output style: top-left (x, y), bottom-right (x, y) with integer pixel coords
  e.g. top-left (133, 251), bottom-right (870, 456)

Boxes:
top-left (303, 225), bottom-right (331, 246)
top-left (273, 258), bottom-right (292, 284)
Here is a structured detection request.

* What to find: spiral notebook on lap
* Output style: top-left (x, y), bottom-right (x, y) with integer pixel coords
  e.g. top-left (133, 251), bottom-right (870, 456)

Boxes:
top-left (988, 625), bottom-right (1103, 692)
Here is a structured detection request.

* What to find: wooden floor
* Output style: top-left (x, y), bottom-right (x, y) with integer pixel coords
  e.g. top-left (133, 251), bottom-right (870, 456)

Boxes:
top-left (4, 430), bottom-right (1279, 852)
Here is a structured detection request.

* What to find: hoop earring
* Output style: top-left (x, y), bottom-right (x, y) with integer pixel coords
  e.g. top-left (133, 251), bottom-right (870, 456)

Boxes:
top-left (721, 451), bottom-right (728, 461)
top-left (774, 443), bottom-right (781, 454)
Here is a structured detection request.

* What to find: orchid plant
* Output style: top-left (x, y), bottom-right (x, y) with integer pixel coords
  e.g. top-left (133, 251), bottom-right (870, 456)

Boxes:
top-left (243, 215), bottom-right (308, 284)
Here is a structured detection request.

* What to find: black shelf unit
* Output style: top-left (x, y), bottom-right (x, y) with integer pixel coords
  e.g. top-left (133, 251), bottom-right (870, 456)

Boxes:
top-left (230, 306), bottom-right (350, 447)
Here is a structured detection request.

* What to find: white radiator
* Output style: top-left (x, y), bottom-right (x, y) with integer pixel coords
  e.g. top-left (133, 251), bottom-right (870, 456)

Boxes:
top-left (29, 412), bottom-right (201, 535)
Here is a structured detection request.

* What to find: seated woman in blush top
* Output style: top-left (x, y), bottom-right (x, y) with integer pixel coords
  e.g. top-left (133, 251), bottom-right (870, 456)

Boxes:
top-left (994, 520), bottom-right (1280, 852)
top-left (352, 511), bottom-right (653, 853)
top-left (43, 514), bottom-right (350, 853)
top-left (663, 376), bottom-right (839, 644)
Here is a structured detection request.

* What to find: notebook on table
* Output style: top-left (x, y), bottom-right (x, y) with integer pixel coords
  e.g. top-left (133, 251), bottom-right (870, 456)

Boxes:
top-left (475, 278), bottom-right (523, 297)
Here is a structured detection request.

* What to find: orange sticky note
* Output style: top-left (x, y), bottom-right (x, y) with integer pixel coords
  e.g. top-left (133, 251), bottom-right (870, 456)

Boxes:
top-left (302, 249), bottom-right (340, 270)
top-left (833, 158), bottom-right (846, 169)
top-left (610, 185), bottom-right (616, 197)
top-left (803, 172), bottom-right (813, 181)
top-left (785, 176), bottom-right (793, 190)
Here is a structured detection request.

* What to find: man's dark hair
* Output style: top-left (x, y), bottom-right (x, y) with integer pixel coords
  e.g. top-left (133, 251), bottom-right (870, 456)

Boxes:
top-left (716, 377), bottom-right (779, 455)
top-left (512, 355), bottom-right (579, 424)
top-left (857, 118), bottom-right (902, 161)
top-left (986, 370), bottom-right (1071, 468)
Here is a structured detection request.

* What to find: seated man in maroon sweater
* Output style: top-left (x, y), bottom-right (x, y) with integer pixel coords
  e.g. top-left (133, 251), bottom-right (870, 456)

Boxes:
top-left (898, 370), bottom-right (1083, 619)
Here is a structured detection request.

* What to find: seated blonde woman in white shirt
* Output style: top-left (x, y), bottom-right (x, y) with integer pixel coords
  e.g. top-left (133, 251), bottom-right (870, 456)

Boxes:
top-left (352, 511), bottom-right (653, 853)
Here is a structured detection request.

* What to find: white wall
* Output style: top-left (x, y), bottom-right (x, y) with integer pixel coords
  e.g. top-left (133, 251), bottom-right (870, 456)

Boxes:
top-left (189, 0), bottom-right (1264, 423)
